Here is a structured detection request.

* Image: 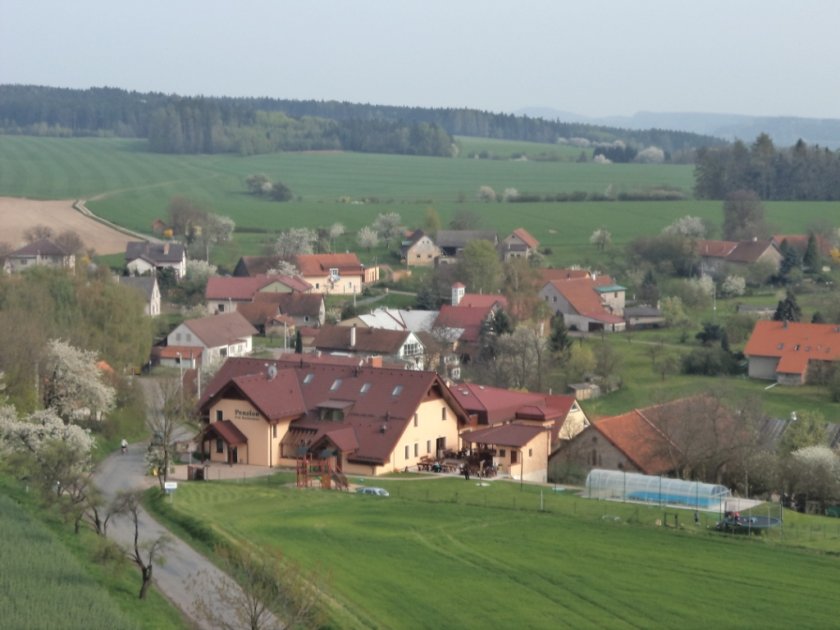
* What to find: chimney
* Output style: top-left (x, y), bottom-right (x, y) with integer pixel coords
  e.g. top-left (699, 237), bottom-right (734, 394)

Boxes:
top-left (451, 282), bottom-right (465, 306)
top-left (368, 356), bottom-right (383, 368)
top-left (350, 324), bottom-right (356, 348)
top-left (163, 242), bottom-right (170, 255)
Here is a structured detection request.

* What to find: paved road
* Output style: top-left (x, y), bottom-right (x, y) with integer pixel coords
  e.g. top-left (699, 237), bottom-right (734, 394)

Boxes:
top-left (95, 384), bottom-right (281, 629)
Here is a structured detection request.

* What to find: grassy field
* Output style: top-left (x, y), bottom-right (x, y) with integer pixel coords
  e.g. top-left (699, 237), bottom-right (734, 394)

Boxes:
top-left (157, 476), bottom-right (840, 629)
top-left (4, 135), bottom-right (836, 270)
top-left (0, 480), bottom-right (188, 629)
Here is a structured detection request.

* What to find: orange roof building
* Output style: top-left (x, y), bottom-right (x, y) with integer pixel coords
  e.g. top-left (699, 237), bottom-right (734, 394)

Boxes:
top-left (539, 274), bottom-right (625, 332)
top-left (744, 320), bottom-right (840, 385)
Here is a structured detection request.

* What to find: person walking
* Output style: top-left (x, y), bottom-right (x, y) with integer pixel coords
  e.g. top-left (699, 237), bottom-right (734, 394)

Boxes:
top-left (120, 438), bottom-right (128, 454)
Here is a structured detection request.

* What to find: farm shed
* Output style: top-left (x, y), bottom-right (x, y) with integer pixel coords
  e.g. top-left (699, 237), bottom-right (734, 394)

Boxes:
top-left (585, 469), bottom-right (731, 511)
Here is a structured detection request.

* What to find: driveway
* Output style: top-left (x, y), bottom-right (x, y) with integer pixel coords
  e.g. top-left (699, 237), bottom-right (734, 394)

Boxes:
top-left (95, 386), bottom-right (280, 629)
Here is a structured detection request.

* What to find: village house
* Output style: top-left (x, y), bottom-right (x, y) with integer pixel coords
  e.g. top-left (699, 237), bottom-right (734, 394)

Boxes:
top-left (400, 229), bottom-right (441, 267)
top-left (500, 228), bottom-right (540, 261)
top-left (4, 238), bottom-right (75, 274)
top-left (232, 255), bottom-right (279, 277)
top-left (434, 230), bottom-right (498, 264)
top-left (744, 320), bottom-right (840, 385)
top-left (167, 311), bottom-right (257, 366)
top-left (197, 357), bottom-right (470, 475)
top-left (340, 307), bottom-right (438, 333)
top-left (205, 274), bottom-right (312, 313)
top-left (772, 234), bottom-right (833, 260)
top-left (242, 292), bottom-right (325, 328)
top-left (453, 383), bottom-right (590, 483)
top-left (312, 325), bottom-right (426, 369)
top-left (696, 238), bottom-right (782, 277)
top-left (433, 283), bottom-right (508, 362)
top-left (539, 273), bottom-right (626, 332)
top-left (118, 275), bottom-right (161, 317)
top-left (294, 253), bottom-right (374, 294)
top-left (125, 241), bottom-right (187, 279)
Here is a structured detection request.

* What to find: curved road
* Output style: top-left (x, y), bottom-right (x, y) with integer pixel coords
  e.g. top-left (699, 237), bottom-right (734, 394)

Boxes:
top-left (95, 419), bottom-right (280, 628)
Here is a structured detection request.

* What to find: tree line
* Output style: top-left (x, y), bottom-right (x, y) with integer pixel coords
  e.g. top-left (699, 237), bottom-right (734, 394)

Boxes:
top-left (695, 133), bottom-right (840, 200)
top-left (0, 84), bottom-right (723, 156)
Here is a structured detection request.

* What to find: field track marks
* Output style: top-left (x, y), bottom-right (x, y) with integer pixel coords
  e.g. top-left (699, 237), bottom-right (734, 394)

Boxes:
top-left (87, 173), bottom-right (223, 202)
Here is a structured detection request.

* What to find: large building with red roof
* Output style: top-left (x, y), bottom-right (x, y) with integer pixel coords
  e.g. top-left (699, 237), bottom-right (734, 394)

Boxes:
top-left (539, 274), bottom-right (626, 332)
top-left (744, 320), bottom-right (840, 385)
top-left (197, 357), bottom-right (470, 475)
top-left (696, 238), bottom-right (782, 276)
top-left (205, 274), bottom-right (312, 313)
top-left (294, 253), bottom-right (374, 295)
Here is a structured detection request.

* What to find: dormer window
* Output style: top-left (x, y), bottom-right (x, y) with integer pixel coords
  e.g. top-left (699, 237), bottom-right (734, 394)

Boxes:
top-left (392, 385), bottom-right (403, 397)
top-left (303, 373), bottom-right (314, 384)
top-left (360, 383), bottom-right (372, 394)
top-left (330, 379), bottom-right (342, 391)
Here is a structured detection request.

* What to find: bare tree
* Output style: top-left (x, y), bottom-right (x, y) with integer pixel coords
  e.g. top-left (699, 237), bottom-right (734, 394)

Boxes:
top-left (23, 224), bottom-right (54, 242)
top-left (54, 230), bottom-right (86, 255)
top-left (112, 490), bottom-right (170, 599)
top-left (145, 378), bottom-right (193, 491)
top-left (191, 545), bottom-right (325, 630)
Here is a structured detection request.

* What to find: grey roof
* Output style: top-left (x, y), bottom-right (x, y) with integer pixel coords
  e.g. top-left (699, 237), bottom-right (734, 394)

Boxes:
top-left (119, 275), bottom-right (157, 300)
top-left (125, 241), bottom-right (185, 264)
top-left (624, 306), bottom-right (662, 318)
top-left (435, 230), bottom-right (498, 249)
top-left (9, 238), bottom-right (70, 257)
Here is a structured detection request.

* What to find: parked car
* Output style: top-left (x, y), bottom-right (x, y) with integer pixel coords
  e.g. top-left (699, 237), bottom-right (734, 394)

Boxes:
top-left (356, 486), bottom-right (390, 497)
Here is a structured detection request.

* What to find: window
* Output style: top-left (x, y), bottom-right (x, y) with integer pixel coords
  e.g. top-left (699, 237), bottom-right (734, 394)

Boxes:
top-left (315, 283), bottom-right (320, 289)
top-left (414, 443), bottom-right (418, 457)
top-left (218, 304), bottom-right (225, 312)
top-left (330, 379), bottom-right (342, 391)
top-left (441, 407), bottom-right (447, 421)
top-left (216, 410), bottom-right (223, 421)
top-left (528, 448), bottom-right (533, 457)
top-left (499, 448), bottom-right (506, 457)
top-left (426, 440), bottom-right (431, 454)
top-left (405, 445), bottom-right (410, 460)
top-left (216, 439), bottom-right (224, 454)
top-left (413, 413), bottom-right (418, 427)
top-left (360, 382), bottom-right (372, 394)
top-left (303, 373), bottom-right (314, 384)
top-left (220, 348), bottom-right (227, 357)
top-left (176, 332), bottom-right (182, 342)
top-left (511, 450), bottom-right (519, 464)
top-left (392, 385), bottom-right (403, 397)
top-left (272, 425), bottom-right (277, 439)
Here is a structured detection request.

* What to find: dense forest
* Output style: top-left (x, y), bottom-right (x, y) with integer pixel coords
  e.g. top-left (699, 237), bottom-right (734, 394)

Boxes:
top-left (695, 133), bottom-right (840, 200)
top-left (0, 84), bottom-right (723, 157)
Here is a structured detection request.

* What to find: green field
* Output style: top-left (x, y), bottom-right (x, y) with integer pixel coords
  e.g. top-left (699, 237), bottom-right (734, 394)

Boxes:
top-left (158, 476), bottom-right (840, 629)
top-left (4, 135), bottom-right (836, 269)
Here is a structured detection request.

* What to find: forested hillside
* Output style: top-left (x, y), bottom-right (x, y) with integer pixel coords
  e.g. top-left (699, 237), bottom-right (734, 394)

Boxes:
top-left (0, 85), bottom-right (723, 157)
top-left (695, 133), bottom-right (840, 200)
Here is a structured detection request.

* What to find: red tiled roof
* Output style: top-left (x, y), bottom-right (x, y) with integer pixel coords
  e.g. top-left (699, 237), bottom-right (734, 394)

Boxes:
top-left (253, 292), bottom-right (323, 318)
top-left (545, 277), bottom-right (621, 322)
top-left (206, 274), bottom-right (311, 301)
top-left (744, 320), bottom-right (840, 376)
top-left (539, 268), bottom-right (593, 282)
top-left (461, 423), bottom-right (545, 448)
top-left (295, 253), bottom-right (364, 276)
top-left (696, 240), bottom-right (738, 258)
top-left (451, 384), bottom-right (575, 426)
top-left (205, 420), bottom-right (248, 445)
top-left (592, 409), bottom-right (677, 475)
top-left (236, 301), bottom-right (280, 327)
top-left (510, 228), bottom-right (540, 250)
top-left (154, 346), bottom-right (203, 360)
top-left (772, 234), bottom-right (833, 256)
top-left (725, 240), bottom-right (778, 264)
top-left (434, 305), bottom-right (492, 343)
top-left (458, 294), bottom-right (507, 309)
top-left (199, 358), bottom-right (471, 465)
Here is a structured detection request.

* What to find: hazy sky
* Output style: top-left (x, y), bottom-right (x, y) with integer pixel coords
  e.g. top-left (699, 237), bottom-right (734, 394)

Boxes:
top-left (2, 0), bottom-right (839, 119)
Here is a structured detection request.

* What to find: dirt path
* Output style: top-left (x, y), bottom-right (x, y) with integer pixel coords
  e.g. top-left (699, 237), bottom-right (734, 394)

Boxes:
top-left (95, 380), bottom-right (281, 629)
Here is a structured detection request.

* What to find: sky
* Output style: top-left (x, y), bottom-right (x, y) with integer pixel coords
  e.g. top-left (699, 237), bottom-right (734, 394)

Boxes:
top-left (2, 0), bottom-right (839, 119)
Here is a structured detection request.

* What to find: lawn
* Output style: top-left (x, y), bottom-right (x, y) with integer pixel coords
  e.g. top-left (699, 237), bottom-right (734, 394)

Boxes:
top-left (159, 476), bottom-right (840, 629)
top-left (0, 479), bottom-right (188, 629)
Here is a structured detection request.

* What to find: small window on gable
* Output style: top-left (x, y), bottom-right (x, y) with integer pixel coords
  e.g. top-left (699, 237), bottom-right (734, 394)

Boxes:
top-left (360, 382), bottom-right (372, 394)
top-left (330, 379), bottom-right (342, 391)
top-left (392, 385), bottom-right (403, 396)
top-left (413, 413), bottom-right (418, 427)
top-left (303, 373), bottom-right (314, 384)
top-left (216, 410), bottom-right (223, 421)
top-left (441, 407), bottom-right (447, 421)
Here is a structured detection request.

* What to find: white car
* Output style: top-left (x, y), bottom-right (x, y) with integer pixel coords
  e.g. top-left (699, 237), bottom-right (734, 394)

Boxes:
top-left (356, 486), bottom-right (390, 497)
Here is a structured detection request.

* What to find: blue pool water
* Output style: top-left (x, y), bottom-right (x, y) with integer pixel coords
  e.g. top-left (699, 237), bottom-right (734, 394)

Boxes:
top-left (626, 491), bottom-right (718, 508)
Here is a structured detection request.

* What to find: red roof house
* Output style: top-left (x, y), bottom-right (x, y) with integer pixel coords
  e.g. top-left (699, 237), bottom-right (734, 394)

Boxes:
top-left (744, 320), bottom-right (840, 385)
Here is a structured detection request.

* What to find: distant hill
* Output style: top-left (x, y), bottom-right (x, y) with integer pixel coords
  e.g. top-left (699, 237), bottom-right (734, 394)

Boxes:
top-left (517, 107), bottom-right (840, 149)
top-left (0, 85), bottom-right (724, 157)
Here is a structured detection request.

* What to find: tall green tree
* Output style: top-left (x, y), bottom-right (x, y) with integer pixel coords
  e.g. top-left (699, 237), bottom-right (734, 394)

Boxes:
top-left (722, 189), bottom-right (768, 240)
top-left (457, 240), bottom-right (502, 294)
top-left (803, 232), bottom-right (821, 271)
top-left (773, 290), bottom-right (802, 322)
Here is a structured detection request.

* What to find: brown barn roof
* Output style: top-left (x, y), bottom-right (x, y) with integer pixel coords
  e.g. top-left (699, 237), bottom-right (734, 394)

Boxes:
top-left (313, 325), bottom-right (412, 354)
top-left (183, 312), bottom-right (258, 348)
top-left (461, 423), bottom-right (545, 448)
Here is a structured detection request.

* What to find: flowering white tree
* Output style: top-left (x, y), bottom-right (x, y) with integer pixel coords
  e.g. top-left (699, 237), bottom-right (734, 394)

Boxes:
top-left (372, 212), bottom-right (403, 248)
top-left (0, 407), bottom-right (95, 459)
top-left (477, 185), bottom-right (497, 202)
top-left (662, 215), bottom-right (706, 239)
top-left (589, 227), bottom-right (612, 251)
top-left (267, 260), bottom-right (300, 277)
top-left (185, 259), bottom-right (218, 284)
top-left (720, 275), bottom-right (746, 297)
top-left (788, 446), bottom-right (840, 507)
top-left (635, 146), bottom-right (666, 163)
top-left (274, 228), bottom-right (317, 259)
top-left (357, 226), bottom-right (379, 251)
top-left (41, 340), bottom-right (116, 423)
top-left (502, 187), bottom-right (520, 202)
top-left (328, 222), bottom-right (345, 251)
